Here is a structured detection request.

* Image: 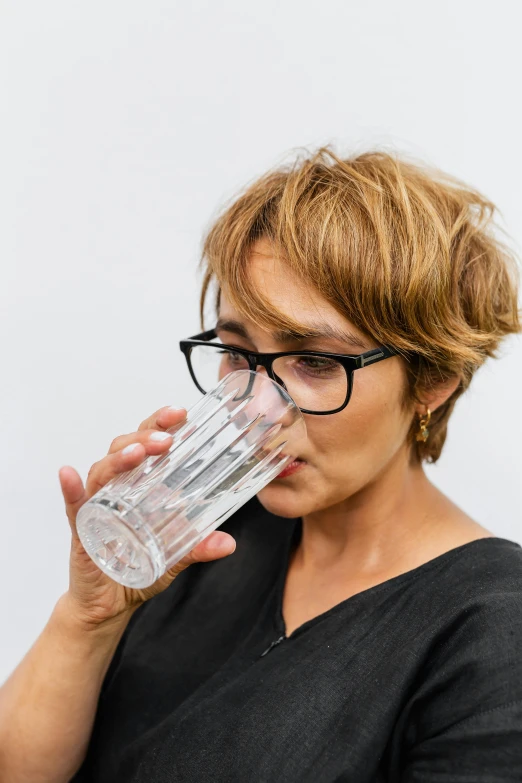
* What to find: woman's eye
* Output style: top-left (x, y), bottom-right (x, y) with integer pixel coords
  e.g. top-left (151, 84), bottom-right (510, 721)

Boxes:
top-left (304, 357), bottom-right (327, 368)
top-left (302, 356), bottom-right (333, 369)
top-left (296, 356), bottom-right (341, 375)
top-left (219, 349), bottom-right (247, 365)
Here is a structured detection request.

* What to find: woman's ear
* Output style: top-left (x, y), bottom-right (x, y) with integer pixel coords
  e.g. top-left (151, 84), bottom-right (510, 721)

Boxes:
top-left (415, 375), bottom-right (462, 416)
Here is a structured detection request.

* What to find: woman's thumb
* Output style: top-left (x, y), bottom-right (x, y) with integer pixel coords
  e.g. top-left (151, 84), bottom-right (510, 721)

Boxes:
top-left (164, 531), bottom-right (237, 581)
top-left (59, 466), bottom-right (88, 538)
top-left (194, 531), bottom-right (237, 561)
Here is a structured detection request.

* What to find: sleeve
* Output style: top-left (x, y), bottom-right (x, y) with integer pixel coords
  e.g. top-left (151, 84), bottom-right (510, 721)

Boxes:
top-left (401, 700), bottom-right (522, 782)
top-left (398, 588), bottom-right (522, 782)
top-left (67, 604), bottom-right (148, 782)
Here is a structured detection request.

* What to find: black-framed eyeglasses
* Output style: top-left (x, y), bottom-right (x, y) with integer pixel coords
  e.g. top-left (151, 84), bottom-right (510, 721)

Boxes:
top-left (179, 329), bottom-right (399, 415)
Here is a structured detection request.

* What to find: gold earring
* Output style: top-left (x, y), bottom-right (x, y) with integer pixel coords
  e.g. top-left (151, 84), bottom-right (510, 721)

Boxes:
top-left (415, 408), bottom-right (431, 443)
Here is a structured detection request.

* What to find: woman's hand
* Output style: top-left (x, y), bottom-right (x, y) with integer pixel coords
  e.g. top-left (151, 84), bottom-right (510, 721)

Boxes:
top-left (58, 406), bottom-right (237, 629)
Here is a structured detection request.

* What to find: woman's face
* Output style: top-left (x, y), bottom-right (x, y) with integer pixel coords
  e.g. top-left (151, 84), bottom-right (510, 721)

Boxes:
top-left (216, 238), bottom-right (415, 520)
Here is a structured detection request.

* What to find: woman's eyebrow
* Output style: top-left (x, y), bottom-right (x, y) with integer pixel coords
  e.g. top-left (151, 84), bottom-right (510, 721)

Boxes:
top-left (215, 317), bottom-right (370, 351)
top-left (215, 318), bottom-right (251, 339)
top-left (273, 324), bottom-right (370, 351)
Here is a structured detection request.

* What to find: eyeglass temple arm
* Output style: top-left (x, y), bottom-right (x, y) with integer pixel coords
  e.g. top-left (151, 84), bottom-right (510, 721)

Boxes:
top-left (355, 345), bottom-right (398, 369)
top-left (193, 328), bottom-right (217, 340)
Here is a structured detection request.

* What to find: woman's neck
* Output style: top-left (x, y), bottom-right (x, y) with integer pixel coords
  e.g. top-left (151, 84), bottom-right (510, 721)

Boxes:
top-left (297, 457), bottom-right (489, 579)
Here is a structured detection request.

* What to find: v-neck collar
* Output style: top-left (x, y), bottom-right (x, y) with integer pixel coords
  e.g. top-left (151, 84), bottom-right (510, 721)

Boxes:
top-left (270, 518), bottom-right (520, 642)
top-left (272, 516), bottom-right (302, 639)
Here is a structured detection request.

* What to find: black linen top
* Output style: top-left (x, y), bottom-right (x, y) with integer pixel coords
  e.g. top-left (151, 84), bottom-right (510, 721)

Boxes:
top-left (71, 497), bottom-right (522, 783)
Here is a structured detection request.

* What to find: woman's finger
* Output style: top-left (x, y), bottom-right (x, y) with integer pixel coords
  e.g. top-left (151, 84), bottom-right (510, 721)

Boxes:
top-left (88, 424), bottom-right (188, 496)
top-left (85, 441), bottom-right (149, 497)
top-left (138, 406), bottom-right (187, 433)
top-left (107, 428), bottom-right (175, 455)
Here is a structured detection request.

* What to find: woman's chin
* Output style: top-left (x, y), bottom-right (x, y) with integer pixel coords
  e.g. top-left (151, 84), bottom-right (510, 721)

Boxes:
top-left (256, 483), bottom-right (311, 519)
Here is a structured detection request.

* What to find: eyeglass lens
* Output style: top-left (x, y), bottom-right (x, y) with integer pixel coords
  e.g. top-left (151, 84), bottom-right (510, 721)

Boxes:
top-left (189, 344), bottom-right (348, 413)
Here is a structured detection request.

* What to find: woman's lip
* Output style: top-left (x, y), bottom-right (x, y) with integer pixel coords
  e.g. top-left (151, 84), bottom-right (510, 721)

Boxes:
top-left (275, 458), bottom-right (307, 479)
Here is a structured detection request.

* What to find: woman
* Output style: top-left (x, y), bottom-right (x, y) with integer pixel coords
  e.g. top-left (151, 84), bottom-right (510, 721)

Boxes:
top-left (1, 148), bottom-right (521, 782)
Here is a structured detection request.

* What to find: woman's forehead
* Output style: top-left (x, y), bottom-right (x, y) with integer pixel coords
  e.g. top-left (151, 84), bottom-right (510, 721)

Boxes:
top-left (216, 237), bottom-right (375, 349)
top-left (218, 284), bottom-right (373, 351)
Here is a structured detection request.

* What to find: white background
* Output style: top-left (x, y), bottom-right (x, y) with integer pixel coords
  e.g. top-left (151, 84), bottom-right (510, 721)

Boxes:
top-left (1, 0), bottom-right (521, 682)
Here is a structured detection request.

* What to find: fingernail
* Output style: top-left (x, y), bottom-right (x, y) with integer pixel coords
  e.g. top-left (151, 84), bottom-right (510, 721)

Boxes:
top-left (150, 431), bottom-right (172, 441)
top-left (168, 407), bottom-right (185, 413)
top-left (122, 443), bottom-right (141, 455)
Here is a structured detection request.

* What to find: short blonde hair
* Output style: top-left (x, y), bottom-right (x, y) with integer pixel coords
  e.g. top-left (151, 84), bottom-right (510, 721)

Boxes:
top-left (199, 147), bottom-right (521, 463)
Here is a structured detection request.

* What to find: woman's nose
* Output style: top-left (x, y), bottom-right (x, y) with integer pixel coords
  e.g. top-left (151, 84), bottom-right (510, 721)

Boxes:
top-left (223, 369), bottom-right (306, 455)
top-left (245, 370), bottom-right (305, 441)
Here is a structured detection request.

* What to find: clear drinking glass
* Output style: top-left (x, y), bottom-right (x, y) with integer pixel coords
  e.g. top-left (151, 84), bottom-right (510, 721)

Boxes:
top-left (76, 370), bottom-right (307, 588)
